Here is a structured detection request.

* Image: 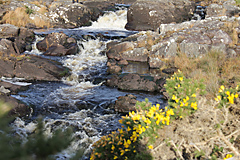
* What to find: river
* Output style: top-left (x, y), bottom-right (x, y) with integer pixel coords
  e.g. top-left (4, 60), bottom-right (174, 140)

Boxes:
top-left (10, 4), bottom-right (165, 159)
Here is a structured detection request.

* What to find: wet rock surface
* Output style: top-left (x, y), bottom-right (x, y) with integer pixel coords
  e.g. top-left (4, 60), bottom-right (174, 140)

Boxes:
top-left (0, 55), bottom-right (69, 81)
top-left (0, 93), bottom-right (31, 117)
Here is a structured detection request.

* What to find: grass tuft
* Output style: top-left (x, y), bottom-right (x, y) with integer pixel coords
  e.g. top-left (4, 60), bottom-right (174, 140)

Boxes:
top-left (166, 51), bottom-right (240, 99)
top-left (1, 7), bottom-right (51, 28)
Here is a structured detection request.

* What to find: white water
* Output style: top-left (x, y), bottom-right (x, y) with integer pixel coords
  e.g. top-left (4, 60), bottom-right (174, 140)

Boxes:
top-left (63, 39), bottom-right (107, 86)
top-left (90, 9), bottom-right (127, 29)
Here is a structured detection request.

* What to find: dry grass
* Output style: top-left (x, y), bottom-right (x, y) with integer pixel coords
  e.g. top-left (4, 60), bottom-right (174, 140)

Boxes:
top-left (166, 51), bottom-right (240, 99)
top-left (150, 97), bottom-right (240, 159)
top-left (1, 7), bottom-right (51, 28)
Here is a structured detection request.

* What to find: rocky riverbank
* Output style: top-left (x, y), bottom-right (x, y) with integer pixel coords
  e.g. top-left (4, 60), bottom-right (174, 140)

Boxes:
top-left (0, 0), bottom-right (240, 116)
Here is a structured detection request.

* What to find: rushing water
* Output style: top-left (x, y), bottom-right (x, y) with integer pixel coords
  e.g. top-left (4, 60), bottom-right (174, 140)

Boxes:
top-left (11, 5), bottom-right (165, 159)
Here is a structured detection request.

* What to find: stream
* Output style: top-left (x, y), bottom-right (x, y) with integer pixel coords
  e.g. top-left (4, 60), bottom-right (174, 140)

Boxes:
top-left (10, 4), bottom-right (166, 159)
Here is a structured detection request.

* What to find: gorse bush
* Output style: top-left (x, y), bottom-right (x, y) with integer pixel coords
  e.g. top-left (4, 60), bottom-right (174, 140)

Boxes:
top-left (90, 70), bottom-right (207, 159)
top-left (164, 70), bottom-right (206, 119)
top-left (215, 85), bottom-right (239, 108)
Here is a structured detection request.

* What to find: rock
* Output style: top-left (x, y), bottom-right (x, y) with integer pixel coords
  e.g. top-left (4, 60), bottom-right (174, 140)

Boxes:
top-left (0, 24), bottom-right (19, 38)
top-left (49, 2), bottom-right (116, 28)
top-left (0, 25), bottom-right (35, 56)
top-left (0, 55), bottom-right (69, 81)
top-left (106, 73), bottom-right (158, 92)
top-left (0, 86), bottom-right (10, 94)
top-left (125, 0), bottom-right (195, 31)
top-left (0, 94), bottom-right (31, 117)
top-left (206, 1), bottom-right (240, 17)
top-left (113, 94), bottom-right (137, 113)
top-left (15, 27), bottom-right (35, 53)
top-left (107, 42), bottom-right (135, 60)
top-left (122, 48), bottom-right (149, 62)
top-left (107, 65), bottom-right (122, 74)
top-left (0, 39), bottom-right (19, 56)
top-left (36, 32), bottom-right (78, 56)
top-left (118, 59), bottom-right (128, 65)
top-left (148, 55), bottom-right (166, 69)
top-left (0, 81), bottom-right (29, 95)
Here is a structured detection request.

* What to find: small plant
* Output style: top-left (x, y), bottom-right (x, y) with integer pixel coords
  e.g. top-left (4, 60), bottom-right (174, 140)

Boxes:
top-left (0, 102), bottom-right (79, 160)
top-left (164, 70), bottom-right (205, 119)
top-left (194, 150), bottom-right (205, 159)
top-left (210, 145), bottom-right (224, 160)
top-left (25, 5), bottom-right (34, 15)
top-left (215, 85), bottom-right (239, 108)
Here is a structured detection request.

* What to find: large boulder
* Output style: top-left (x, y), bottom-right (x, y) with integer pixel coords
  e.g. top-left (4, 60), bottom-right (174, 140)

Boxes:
top-left (106, 73), bottom-right (159, 92)
top-left (49, 2), bottom-right (116, 28)
top-left (0, 55), bottom-right (69, 81)
top-left (36, 32), bottom-right (78, 56)
top-left (125, 0), bottom-right (195, 31)
top-left (0, 24), bottom-right (19, 38)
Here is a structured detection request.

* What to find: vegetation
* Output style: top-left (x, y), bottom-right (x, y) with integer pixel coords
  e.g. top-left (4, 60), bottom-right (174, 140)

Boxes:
top-left (1, 7), bottom-right (51, 28)
top-left (90, 51), bottom-right (240, 159)
top-left (0, 101), bottom-right (83, 160)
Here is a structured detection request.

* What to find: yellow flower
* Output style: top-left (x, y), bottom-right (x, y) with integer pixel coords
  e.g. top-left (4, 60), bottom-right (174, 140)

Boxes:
top-left (235, 93), bottom-right (238, 98)
top-left (120, 149), bottom-right (125, 156)
top-left (132, 114), bottom-right (140, 121)
top-left (224, 154), bottom-right (233, 160)
top-left (227, 95), bottom-right (234, 104)
top-left (172, 95), bottom-right (177, 100)
top-left (119, 119), bottom-right (123, 124)
top-left (148, 145), bottom-right (153, 149)
top-left (127, 139), bottom-right (131, 145)
top-left (114, 155), bottom-right (118, 159)
top-left (119, 128), bottom-right (124, 134)
top-left (127, 126), bottom-right (131, 132)
top-left (191, 93), bottom-right (196, 97)
top-left (191, 102), bottom-right (198, 110)
top-left (166, 109), bottom-right (174, 116)
top-left (111, 145), bottom-right (115, 150)
top-left (180, 102), bottom-right (184, 107)
top-left (219, 85), bottom-right (225, 92)
top-left (225, 91), bottom-right (230, 96)
top-left (179, 77), bottom-right (183, 81)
